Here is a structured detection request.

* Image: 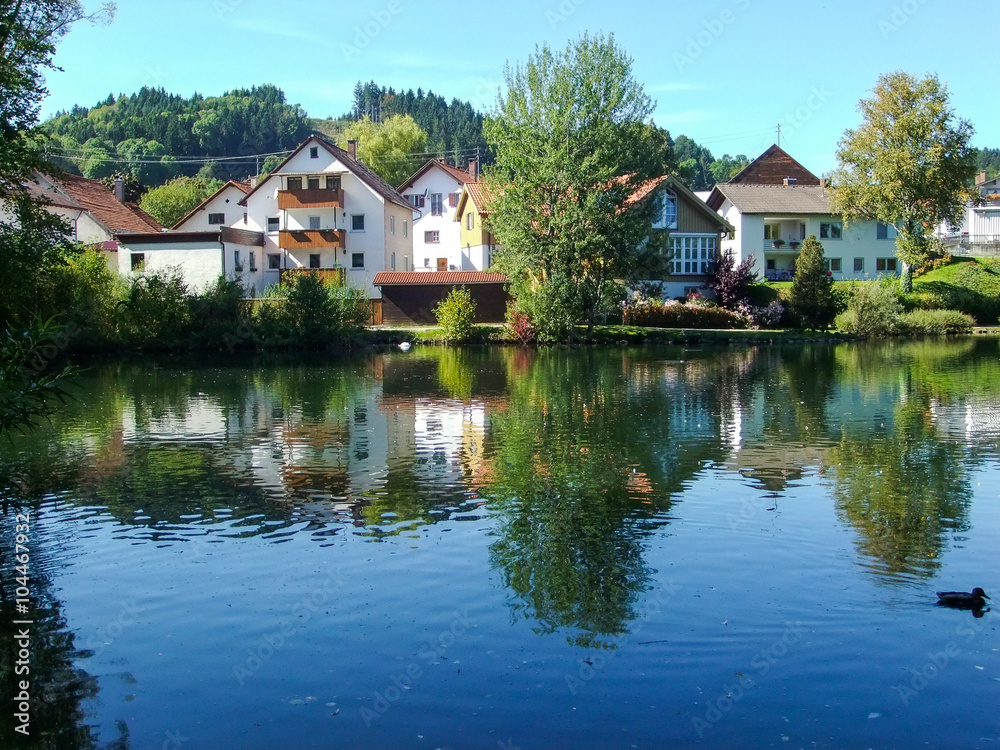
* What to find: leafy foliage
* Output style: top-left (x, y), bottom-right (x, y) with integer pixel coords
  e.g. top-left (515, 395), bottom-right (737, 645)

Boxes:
top-left (623, 295), bottom-right (746, 329)
top-left (911, 258), bottom-right (1000, 323)
top-left (708, 251), bottom-right (757, 309)
top-left (484, 34), bottom-right (664, 339)
top-left (434, 287), bottom-right (477, 344)
top-left (138, 176), bottom-right (223, 227)
top-left (900, 309), bottom-right (974, 335)
top-left (340, 115), bottom-right (428, 187)
top-left (835, 278), bottom-right (905, 337)
top-left (832, 72), bottom-right (979, 276)
top-left (789, 235), bottom-right (836, 329)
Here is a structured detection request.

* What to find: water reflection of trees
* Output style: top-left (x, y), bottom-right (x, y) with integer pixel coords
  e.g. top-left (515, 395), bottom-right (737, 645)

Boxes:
top-left (482, 349), bottom-right (730, 647)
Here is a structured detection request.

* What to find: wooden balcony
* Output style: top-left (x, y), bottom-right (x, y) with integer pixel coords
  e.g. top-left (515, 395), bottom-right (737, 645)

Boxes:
top-left (278, 188), bottom-right (344, 210)
top-left (278, 229), bottom-right (345, 250)
top-left (280, 268), bottom-right (346, 287)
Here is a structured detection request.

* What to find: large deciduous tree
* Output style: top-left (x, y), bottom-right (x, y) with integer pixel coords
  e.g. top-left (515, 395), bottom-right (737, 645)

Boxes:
top-left (483, 33), bottom-right (664, 340)
top-left (340, 114), bottom-right (428, 188)
top-left (832, 72), bottom-right (978, 288)
top-left (138, 175), bottom-right (222, 228)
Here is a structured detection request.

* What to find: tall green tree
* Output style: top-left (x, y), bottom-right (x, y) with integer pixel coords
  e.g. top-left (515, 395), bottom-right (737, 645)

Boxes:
top-left (832, 72), bottom-right (979, 288)
top-left (138, 175), bottom-right (222, 228)
top-left (789, 235), bottom-right (836, 329)
top-left (340, 114), bottom-right (428, 187)
top-left (483, 33), bottom-right (663, 340)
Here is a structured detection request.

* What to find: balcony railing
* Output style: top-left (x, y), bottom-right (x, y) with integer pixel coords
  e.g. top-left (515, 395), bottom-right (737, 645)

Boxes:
top-left (763, 239), bottom-right (804, 252)
top-left (278, 229), bottom-right (345, 250)
top-left (942, 234), bottom-right (1000, 257)
top-left (278, 188), bottom-right (344, 210)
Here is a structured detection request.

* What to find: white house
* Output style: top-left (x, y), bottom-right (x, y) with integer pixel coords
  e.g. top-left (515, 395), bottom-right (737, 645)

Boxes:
top-left (116, 135), bottom-right (415, 298)
top-left (172, 180), bottom-right (251, 231)
top-left (397, 159), bottom-right (476, 272)
top-left (706, 146), bottom-right (901, 281)
top-left (937, 171), bottom-right (1000, 256)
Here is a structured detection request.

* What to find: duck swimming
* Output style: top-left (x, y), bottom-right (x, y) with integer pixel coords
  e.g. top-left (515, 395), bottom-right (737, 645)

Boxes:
top-left (936, 588), bottom-right (990, 609)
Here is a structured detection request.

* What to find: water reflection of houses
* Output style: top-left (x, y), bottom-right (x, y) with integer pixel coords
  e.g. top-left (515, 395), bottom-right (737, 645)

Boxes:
top-left (929, 396), bottom-right (1000, 447)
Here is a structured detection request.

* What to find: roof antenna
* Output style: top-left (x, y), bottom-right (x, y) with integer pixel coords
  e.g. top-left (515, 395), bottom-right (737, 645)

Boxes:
top-left (776, 123), bottom-right (781, 148)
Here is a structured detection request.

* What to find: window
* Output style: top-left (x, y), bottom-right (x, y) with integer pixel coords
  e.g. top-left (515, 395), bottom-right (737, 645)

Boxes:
top-left (876, 222), bottom-right (898, 240)
top-left (351, 215), bottom-right (365, 232)
top-left (425, 230), bottom-right (440, 244)
top-left (403, 220), bottom-right (408, 238)
top-left (307, 177), bottom-right (320, 190)
top-left (250, 251), bottom-right (258, 272)
top-left (406, 194), bottom-right (425, 208)
top-left (652, 190), bottom-right (678, 230)
top-left (424, 257), bottom-right (430, 268)
top-left (208, 212), bottom-right (225, 225)
top-left (431, 193), bottom-right (444, 216)
top-left (876, 257), bottom-right (898, 272)
top-left (391, 252), bottom-right (396, 271)
top-left (764, 224), bottom-right (781, 240)
top-left (130, 253), bottom-right (145, 271)
top-left (449, 192), bottom-right (460, 208)
top-left (287, 177), bottom-right (303, 191)
top-left (308, 216), bottom-right (321, 230)
top-left (390, 215), bottom-right (395, 234)
top-left (825, 258), bottom-right (842, 272)
top-left (326, 176), bottom-right (340, 190)
top-left (351, 252), bottom-right (365, 269)
top-left (234, 249), bottom-right (241, 269)
top-left (310, 147), bottom-right (319, 158)
top-left (820, 222), bottom-right (843, 240)
top-left (309, 253), bottom-right (321, 269)
top-left (766, 258), bottom-right (776, 270)
top-left (854, 257), bottom-right (864, 272)
top-left (267, 217), bottom-right (280, 232)
top-left (243, 212), bottom-right (248, 225)
top-left (466, 212), bottom-right (475, 231)
top-left (268, 253), bottom-right (281, 270)
top-left (666, 235), bottom-right (717, 275)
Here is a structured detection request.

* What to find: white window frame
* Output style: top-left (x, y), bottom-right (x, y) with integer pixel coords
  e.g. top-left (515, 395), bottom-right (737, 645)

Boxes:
top-left (820, 222), bottom-right (843, 240)
top-left (208, 212), bottom-right (225, 226)
top-left (431, 193), bottom-right (444, 216)
top-left (351, 214), bottom-right (365, 233)
top-left (267, 253), bottom-right (281, 270)
top-left (390, 215), bottom-right (395, 234)
top-left (351, 252), bottom-right (365, 269)
top-left (267, 217), bottom-right (280, 233)
top-left (665, 234), bottom-right (717, 276)
top-left (425, 230), bottom-right (440, 244)
top-left (652, 190), bottom-right (678, 231)
top-left (876, 222), bottom-right (898, 240)
top-left (308, 216), bottom-right (321, 230)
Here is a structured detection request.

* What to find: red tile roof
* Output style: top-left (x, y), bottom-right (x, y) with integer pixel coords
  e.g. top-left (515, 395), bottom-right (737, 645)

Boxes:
top-left (374, 271), bottom-right (508, 286)
top-left (397, 159), bottom-right (474, 191)
top-left (55, 173), bottom-right (163, 232)
top-left (465, 183), bottom-right (497, 214)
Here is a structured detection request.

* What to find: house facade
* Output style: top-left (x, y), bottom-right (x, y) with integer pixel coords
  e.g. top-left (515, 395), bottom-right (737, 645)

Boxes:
top-left (937, 171), bottom-right (1000, 257)
top-left (172, 181), bottom-right (251, 231)
top-left (398, 159), bottom-right (476, 272)
top-left (706, 146), bottom-right (902, 281)
top-left (453, 182), bottom-right (499, 272)
top-left (116, 135), bottom-right (414, 298)
top-left (632, 174), bottom-right (735, 299)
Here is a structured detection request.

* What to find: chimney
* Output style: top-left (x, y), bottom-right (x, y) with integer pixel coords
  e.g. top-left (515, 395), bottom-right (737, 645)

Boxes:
top-left (468, 158), bottom-right (479, 182)
top-left (114, 176), bottom-right (125, 203)
top-left (819, 178), bottom-right (828, 189)
top-left (978, 170), bottom-right (988, 185)
top-left (347, 140), bottom-right (358, 160)
top-left (783, 177), bottom-right (797, 186)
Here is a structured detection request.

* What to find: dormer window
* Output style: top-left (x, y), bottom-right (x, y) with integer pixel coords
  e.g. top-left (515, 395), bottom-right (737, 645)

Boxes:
top-left (652, 190), bottom-right (678, 230)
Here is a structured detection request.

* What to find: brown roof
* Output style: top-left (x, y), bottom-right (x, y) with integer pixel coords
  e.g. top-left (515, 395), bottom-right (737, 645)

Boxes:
top-left (397, 159), bottom-right (474, 192)
top-left (374, 271), bottom-right (508, 286)
top-left (726, 145), bottom-right (821, 186)
top-left (239, 135), bottom-right (412, 210)
top-left (626, 174), bottom-right (735, 232)
top-left (710, 184), bottom-right (833, 214)
top-left (55, 173), bottom-right (163, 232)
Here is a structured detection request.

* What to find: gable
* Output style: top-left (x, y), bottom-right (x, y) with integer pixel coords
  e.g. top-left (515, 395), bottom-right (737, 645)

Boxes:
top-left (727, 145), bottom-right (821, 186)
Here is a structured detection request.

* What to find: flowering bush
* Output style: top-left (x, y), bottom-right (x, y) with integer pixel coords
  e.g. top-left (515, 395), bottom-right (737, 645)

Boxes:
top-left (623, 298), bottom-right (746, 329)
top-left (735, 301), bottom-right (786, 329)
top-left (504, 307), bottom-right (538, 344)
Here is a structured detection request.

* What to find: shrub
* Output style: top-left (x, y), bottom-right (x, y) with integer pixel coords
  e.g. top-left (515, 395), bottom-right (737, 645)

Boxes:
top-left (516, 273), bottom-right (584, 343)
top-left (736, 300), bottom-right (785, 329)
top-left (116, 268), bottom-right (192, 347)
top-left (788, 235), bottom-right (836, 329)
top-left (708, 252), bottom-right (757, 309)
top-left (434, 286), bottom-right (477, 343)
top-left (623, 298), bottom-right (746, 329)
top-left (504, 306), bottom-right (537, 344)
top-left (835, 278), bottom-right (904, 337)
top-left (900, 309), bottom-right (974, 335)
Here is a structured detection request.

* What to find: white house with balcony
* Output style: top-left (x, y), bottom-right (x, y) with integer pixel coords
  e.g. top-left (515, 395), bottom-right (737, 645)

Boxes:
top-left (116, 135), bottom-right (414, 299)
top-left (398, 159), bottom-right (477, 272)
top-left (706, 146), bottom-right (901, 281)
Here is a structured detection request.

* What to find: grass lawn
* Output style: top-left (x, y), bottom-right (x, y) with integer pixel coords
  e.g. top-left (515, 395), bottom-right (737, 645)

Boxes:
top-left (911, 257), bottom-right (1000, 324)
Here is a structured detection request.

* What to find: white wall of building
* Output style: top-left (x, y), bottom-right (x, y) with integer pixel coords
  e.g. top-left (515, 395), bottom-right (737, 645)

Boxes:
top-left (174, 184), bottom-right (248, 231)
top-left (118, 240), bottom-right (223, 291)
top-left (403, 169), bottom-right (465, 271)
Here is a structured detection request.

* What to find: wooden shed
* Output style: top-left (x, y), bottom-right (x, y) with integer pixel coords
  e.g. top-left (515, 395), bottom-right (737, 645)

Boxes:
top-left (373, 272), bottom-right (510, 325)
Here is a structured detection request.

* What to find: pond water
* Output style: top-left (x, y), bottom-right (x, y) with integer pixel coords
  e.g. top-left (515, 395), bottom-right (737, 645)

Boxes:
top-left (2, 341), bottom-right (999, 749)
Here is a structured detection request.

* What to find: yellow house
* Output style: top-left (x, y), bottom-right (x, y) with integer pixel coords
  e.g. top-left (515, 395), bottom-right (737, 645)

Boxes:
top-left (453, 183), bottom-right (499, 270)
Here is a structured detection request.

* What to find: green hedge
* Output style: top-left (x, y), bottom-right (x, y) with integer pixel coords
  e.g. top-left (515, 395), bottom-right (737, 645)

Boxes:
top-left (900, 309), bottom-right (975, 335)
top-left (623, 304), bottom-right (746, 329)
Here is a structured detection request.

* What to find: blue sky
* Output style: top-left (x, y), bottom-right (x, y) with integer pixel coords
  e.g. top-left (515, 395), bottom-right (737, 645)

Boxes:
top-left (42, 0), bottom-right (997, 175)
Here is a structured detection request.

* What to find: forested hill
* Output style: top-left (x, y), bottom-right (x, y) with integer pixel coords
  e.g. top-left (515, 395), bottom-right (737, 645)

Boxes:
top-left (345, 81), bottom-right (490, 164)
